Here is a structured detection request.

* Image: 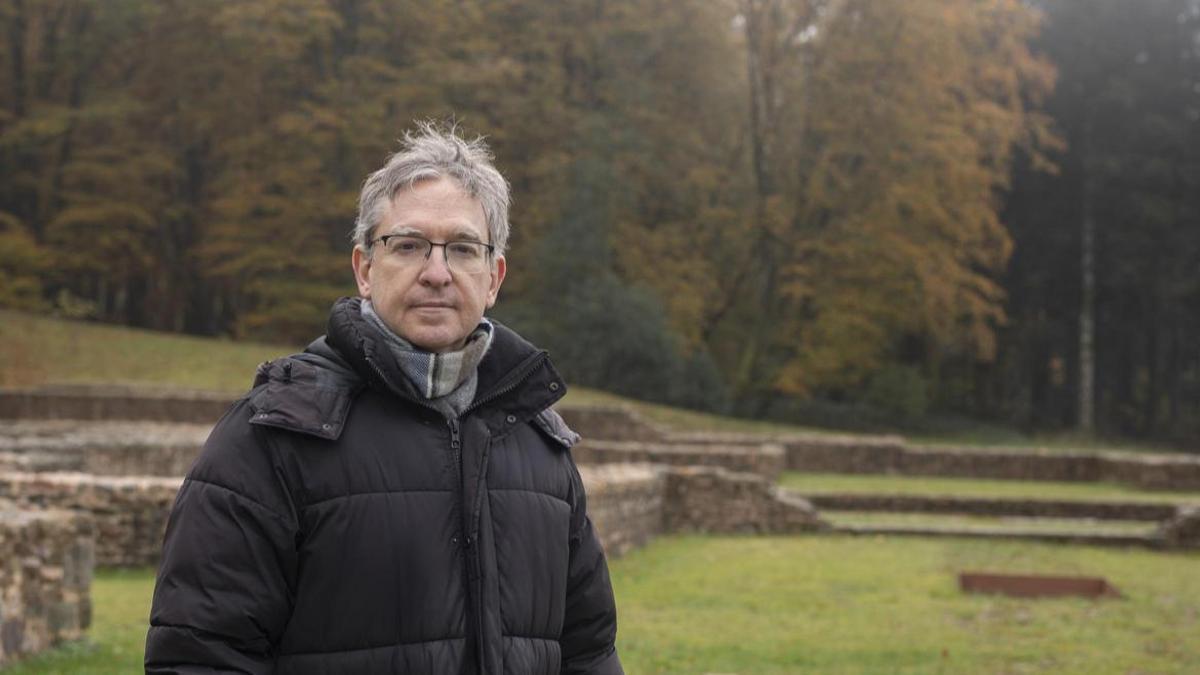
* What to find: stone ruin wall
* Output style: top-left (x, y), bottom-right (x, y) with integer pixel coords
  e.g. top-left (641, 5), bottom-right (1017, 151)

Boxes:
top-left (0, 473), bottom-right (181, 567)
top-left (582, 463), bottom-right (826, 556)
top-left (786, 438), bottom-right (1200, 492)
top-left (662, 466), bottom-right (826, 536)
top-left (1, 387), bottom-right (1197, 568)
top-left (579, 464), bottom-right (666, 558)
top-left (0, 384), bottom-right (1195, 667)
top-left (0, 504), bottom-right (93, 668)
top-left (6, 386), bottom-right (1196, 491)
top-left (1157, 507), bottom-right (1200, 549)
top-left (802, 494), bottom-right (1179, 522)
top-left (0, 385), bottom-right (232, 424)
top-left (670, 429), bottom-right (1200, 492)
top-left (572, 439), bottom-right (785, 482)
top-left (0, 462), bottom-right (823, 572)
top-left (1, 421), bottom-right (210, 477)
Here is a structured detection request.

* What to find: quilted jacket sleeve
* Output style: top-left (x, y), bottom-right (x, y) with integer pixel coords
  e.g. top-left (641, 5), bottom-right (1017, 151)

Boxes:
top-left (145, 400), bottom-right (299, 674)
top-left (559, 459), bottom-right (624, 675)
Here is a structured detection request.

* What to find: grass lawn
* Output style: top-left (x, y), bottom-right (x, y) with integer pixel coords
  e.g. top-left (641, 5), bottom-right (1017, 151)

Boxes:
top-left (562, 385), bottom-right (828, 436)
top-left (0, 310), bottom-right (293, 393)
top-left (780, 472), bottom-right (1200, 504)
top-left (612, 535), bottom-right (1200, 674)
top-left (7, 536), bottom-right (1199, 674)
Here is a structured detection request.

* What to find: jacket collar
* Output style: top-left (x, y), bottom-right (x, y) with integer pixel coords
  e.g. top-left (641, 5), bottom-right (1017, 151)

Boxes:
top-left (324, 296), bottom-right (567, 430)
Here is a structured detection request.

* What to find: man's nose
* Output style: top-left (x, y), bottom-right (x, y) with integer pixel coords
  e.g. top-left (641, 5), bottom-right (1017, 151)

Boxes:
top-left (417, 246), bottom-right (453, 285)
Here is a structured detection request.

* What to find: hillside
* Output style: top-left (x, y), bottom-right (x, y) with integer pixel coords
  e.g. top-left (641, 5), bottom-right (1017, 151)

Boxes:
top-left (0, 311), bottom-right (1173, 452)
top-left (0, 310), bottom-right (812, 435)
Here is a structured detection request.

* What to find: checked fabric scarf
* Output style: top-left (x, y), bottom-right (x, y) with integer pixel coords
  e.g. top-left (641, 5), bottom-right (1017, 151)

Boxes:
top-left (361, 300), bottom-right (494, 416)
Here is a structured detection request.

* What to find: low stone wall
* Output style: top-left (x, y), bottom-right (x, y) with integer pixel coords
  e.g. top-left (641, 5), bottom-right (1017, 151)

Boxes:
top-left (899, 446), bottom-right (1103, 482)
top-left (801, 493), bottom-right (1180, 521)
top-left (1100, 454), bottom-right (1200, 492)
top-left (557, 405), bottom-right (667, 443)
top-left (0, 463), bottom-right (827, 569)
top-left (0, 385), bottom-right (233, 423)
top-left (1, 421), bottom-right (209, 477)
top-left (0, 504), bottom-right (93, 667)
top-left (663, 466), bottom-right (826, 535)
top-left (573, 440), bottom-right (785, 481)
top-left (579, 464), bottom-right (665, 557)
top-left (782, 436), bottom-right (1200, 492)
top-left (0, 473), bottom-right (182, 567)
top-left (584, 463), bottom-right (828, 552)
top-left (781, 434), bottom-right (908, 474)
top-left (7, 386), bottom-right (1197, 492)
top-left (1157, 507), bottom-right (1200, 549)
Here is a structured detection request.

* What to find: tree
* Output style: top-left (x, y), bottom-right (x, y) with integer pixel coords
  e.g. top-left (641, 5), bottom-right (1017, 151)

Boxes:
top-left (1003, 0), bottom-right (1200, 440)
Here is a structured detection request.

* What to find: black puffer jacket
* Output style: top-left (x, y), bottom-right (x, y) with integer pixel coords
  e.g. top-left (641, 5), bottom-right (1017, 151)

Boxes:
top-left (145, 298), bottom-right (622, 674)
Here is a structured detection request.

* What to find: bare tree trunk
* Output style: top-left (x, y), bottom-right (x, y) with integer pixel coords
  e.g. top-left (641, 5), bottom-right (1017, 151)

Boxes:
top-left (1165, 322), bottom-right (1180, 432)
top-left (742, 0), bottom-right (775, 198)
top-left (7, 0), bottom-right (27, 119)
top-left (1142, 296), bottom-right (1159, 435)
top-left (1078, 114), bottom-right (1096, 433)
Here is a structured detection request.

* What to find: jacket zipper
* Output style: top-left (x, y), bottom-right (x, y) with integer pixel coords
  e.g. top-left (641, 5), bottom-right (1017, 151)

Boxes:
top-left (369, 353), bottom-right (491, 670)
top-left (366, 349), bottom-right (553, 674)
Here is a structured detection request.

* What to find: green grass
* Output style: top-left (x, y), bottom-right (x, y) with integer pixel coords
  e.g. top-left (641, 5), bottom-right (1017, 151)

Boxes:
top-left (0, 310), bottom-right (293, 393)
top-left (561, 386), bottom-right (841, 436)
top-left (10, 536), bottom-right (1200, 674)
top-left (780, 472), bottom-right (1200, 504)
top-left (3, 568), bottom-right (154, 675)
top-left (612, 535), bottom-right (1200, 674)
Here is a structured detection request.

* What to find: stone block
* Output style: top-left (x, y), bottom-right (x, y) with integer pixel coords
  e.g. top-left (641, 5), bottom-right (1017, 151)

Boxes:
top-left (574, 440), bottom-right (785, 481)
top-left (0, 505), bottom-right (93, 667)
top-left (1157, 506), bottom-right (1200, 549)
top-left (662, 465), bottom-right (826, 535)
top-left (0, 473), bottom-right (180, 567)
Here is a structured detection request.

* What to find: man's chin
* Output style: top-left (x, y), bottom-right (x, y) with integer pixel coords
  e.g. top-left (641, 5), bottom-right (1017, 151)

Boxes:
top-left (402, 324), bottom-right (466, 354)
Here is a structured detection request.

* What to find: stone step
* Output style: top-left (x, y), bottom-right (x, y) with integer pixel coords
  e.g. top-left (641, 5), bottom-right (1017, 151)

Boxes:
top-left (823, 510), bottom-right (1162, 547)
top-left (792, 490), bottom-right (1183, 521)
top-left (831, 522), bottom-right (1158, 548)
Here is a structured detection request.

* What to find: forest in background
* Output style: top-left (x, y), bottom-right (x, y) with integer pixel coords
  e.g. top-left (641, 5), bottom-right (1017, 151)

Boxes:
top-left (1, 0), bottom-right (1197, 445)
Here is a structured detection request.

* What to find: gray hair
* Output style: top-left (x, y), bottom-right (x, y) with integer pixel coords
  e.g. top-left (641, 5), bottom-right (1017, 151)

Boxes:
top-left (353, 121), bottom-right (511, 256)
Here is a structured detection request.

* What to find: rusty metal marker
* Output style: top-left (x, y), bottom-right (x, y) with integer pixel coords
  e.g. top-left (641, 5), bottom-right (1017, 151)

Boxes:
top-left (959, 572), bottom-right (1122, 599)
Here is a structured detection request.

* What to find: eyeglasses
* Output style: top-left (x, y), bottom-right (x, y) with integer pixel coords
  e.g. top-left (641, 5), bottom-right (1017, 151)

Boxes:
top-left (369, 234), bottom-right (495, 275)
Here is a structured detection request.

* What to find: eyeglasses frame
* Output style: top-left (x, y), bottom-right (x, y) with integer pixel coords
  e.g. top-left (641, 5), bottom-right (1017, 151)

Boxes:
top-left (368, 233), bottom-right (496, 273)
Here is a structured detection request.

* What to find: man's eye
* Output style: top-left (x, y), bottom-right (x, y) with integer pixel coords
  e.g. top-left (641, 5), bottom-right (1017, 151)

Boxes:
top-left (391, 238), bottom-right (425, 254)
top-left (448, 242), bottom-right (482, 258)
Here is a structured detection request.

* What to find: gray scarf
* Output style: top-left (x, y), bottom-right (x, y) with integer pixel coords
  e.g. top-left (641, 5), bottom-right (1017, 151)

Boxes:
top-left (361, 300), bottom-right (493, 416)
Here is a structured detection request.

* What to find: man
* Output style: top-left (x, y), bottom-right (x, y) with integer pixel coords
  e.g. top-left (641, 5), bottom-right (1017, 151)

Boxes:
top-left (145, 122), bottom-right (623, 674)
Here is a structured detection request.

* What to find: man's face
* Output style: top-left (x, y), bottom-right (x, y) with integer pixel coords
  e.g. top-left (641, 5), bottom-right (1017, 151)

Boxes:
top-left (352, 177), bottom-right (506, 353)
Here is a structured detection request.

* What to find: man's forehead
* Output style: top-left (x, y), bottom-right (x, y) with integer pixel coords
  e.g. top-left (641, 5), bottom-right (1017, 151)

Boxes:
top-left (385, 224), bottom-right (484, 241)
top-left (380, 178), bottom-right (488, 240)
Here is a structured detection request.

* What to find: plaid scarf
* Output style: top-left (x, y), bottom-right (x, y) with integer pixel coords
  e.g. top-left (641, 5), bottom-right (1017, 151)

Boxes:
top-left (361, 300), bottom-right (493, 410)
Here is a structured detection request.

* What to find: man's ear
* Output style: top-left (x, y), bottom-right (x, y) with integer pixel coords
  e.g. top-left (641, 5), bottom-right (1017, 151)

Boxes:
top-left (352, 245), bottom-right (372, 298)
top-left (486, 255), bottom-right (506, 308)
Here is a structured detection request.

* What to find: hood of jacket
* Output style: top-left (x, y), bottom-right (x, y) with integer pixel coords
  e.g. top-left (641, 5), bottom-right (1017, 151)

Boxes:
top-left (247, 296), bottom-right (572, 443)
